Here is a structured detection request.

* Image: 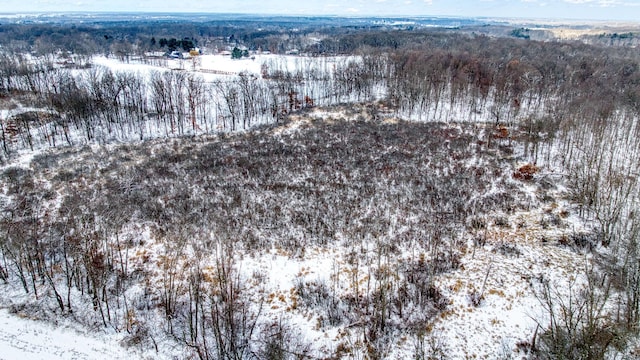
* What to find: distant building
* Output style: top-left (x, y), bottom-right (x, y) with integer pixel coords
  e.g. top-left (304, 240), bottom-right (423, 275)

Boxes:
top-left (145, 51), bottom-right (166, 58)
top-left (168, 51), bottom-right (183, 59)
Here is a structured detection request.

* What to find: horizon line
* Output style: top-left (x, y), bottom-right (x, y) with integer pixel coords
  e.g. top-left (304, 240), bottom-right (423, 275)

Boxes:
top-left (0, 11), bottom-right (638, 25)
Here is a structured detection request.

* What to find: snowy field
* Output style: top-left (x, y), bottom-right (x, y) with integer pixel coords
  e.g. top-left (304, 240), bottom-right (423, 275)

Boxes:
top-left (91, 53), bottom-right (345, 83)
top-left (92, 53), bottom-right (263, 79)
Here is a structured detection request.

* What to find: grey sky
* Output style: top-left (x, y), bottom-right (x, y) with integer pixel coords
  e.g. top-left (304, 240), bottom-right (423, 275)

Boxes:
top-left (2, 0), bottom-right (640, 21)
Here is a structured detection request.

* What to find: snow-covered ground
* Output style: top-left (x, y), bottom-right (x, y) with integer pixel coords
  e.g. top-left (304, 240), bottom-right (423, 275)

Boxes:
top-left (432, 210), bottom-right (591, 358)
top-left (0, 308), bottom-right (144, 360)
top-left (90, 53), bottom-right (346, 82)
top-left (92, 53), bottom-right (263, 79)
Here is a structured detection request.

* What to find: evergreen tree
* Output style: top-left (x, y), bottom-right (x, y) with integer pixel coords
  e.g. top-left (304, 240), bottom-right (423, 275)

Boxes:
top-left (231, 47), bottom-right (243, 59)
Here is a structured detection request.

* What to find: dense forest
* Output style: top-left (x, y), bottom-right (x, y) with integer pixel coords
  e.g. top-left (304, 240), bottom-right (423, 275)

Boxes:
top-left (1, 15), bottom-right (640, 359)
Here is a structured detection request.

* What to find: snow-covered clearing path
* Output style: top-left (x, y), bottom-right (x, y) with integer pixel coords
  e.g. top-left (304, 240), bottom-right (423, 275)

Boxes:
top-left (0, 309), bottom-right (138, 360)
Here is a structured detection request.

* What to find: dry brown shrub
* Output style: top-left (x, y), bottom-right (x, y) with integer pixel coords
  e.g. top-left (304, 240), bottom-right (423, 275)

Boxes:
top-left (494, 126), bottom-right (509, 139)
top-left (513, 163), bottom-right (539, 181)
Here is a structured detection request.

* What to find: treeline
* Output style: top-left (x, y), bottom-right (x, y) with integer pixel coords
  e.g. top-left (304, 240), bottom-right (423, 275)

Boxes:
top-left (0, 19), bottom-right (346, 57)
top-left (2, 31), bottom-right (639, 157)
top-left (156, 37), bottom-right (196, 52)
top-left (0, 52), bottom-right (383, 156)
top-left (3, 30), bottom-right (640, 237)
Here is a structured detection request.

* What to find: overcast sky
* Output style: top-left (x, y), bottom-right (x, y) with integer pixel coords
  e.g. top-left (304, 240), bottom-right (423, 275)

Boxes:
top-left (3, 0), bottom-right (640, 21)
